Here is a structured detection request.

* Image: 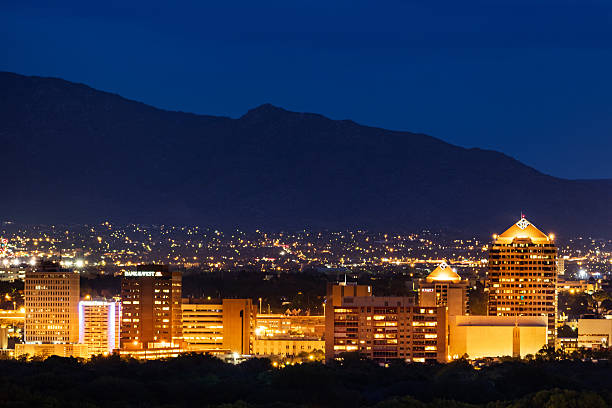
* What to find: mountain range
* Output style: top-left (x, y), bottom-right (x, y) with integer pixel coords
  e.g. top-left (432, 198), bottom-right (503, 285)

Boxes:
top-left (1, 71), bottom-right (610, 237)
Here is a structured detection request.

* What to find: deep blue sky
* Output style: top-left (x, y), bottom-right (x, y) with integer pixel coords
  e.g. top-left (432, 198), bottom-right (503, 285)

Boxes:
top-left (2, 1), bottom-right (612, 179)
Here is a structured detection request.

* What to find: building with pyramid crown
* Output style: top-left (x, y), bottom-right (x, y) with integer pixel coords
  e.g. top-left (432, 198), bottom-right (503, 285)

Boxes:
top-left (419, 261), bottom-right (469, 316)
top-left (487, 217), bottom-right (557, 346)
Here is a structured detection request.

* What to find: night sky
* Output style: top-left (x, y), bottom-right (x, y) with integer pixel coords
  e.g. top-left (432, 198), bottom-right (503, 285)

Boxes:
top-left (2, 1), bottom-right (612, 179)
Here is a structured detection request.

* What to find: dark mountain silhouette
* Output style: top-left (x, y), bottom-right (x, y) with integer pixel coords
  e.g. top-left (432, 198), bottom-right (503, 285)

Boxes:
top-left (1, 72), bottom-right (610, 237)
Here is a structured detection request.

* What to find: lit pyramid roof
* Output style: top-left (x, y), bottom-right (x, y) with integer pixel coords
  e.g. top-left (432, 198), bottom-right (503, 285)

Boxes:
top-left (425, 261), bottom-right (462, 283)
top-left (495, 217), bottom-right (551, 244)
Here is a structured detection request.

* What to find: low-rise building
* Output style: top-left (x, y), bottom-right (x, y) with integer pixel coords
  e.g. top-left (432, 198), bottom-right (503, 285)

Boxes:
top-left (255, 314), bottom-right (324, 338)
top-left (181, 298), bottom-right (256, 355)
top-left (253, 337), bottom-right (324, 357)
top-left (182, 301), bottom-right (224, 352)
top-left (557, 278), bottom-right (600, 295)
top-left (448, 315), bottom-right (547, 359)
top-left (578, 318), bottom-right (612, 349)
top-left (0, 265), bottom-right (31, 282)
top-left (14, 343), bottom-right (89, 359)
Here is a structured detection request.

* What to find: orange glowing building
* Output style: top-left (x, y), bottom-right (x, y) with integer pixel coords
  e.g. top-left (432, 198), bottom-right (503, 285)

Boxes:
top-left (24, 261), bottom-right (80, 344)
top-left (181, 298), bottom-right (256, 355)
top-left (487, 217), bottom-right (557, 346)
top-left (120, 265), bottom-right (182, 349)
top-left (325, 283), bottom-right (447, 363)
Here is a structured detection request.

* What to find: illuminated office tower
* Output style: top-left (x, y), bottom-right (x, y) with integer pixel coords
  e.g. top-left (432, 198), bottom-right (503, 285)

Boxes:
top-left (121, 265), bottom-right (182, 348)
top-left (24, 261), bottom-right (79, 343)
top-left (325, 283), bottom-right (447, 363)
top-left (418, 261), bottom-right (469, 316)
top-left (487, 217), bottom-right (557, 346)
top-left (79, 300), bottom-right (121, 355)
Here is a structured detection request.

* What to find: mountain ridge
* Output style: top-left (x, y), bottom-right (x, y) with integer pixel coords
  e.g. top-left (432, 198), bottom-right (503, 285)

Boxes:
top-left (1, 71), bottom-right (610, 237)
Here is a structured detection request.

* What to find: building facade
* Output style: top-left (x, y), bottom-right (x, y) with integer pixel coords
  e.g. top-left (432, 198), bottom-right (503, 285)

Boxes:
top-left (79, 300), bottom-right (121, 355)
top-left (24, 261), bottom-right (80, 344)
top-left (222, 299), bottom-right (256, 355)
top-left (253, 338), bottom-right (324, 357)
top-left (577, 318), bottom-right (612, 349)
top-left (181, 298), bottom-right (256, 355)
top-left (121, 265), bottom-right (182, 348)
top-left (487, 218), bottom-right (557, 346)
top-left (181, 300), bottom-right (224, 351)
top-left (448, 315), bottom-right (547, 359)
top-left (253, 313), bottom-right (325, 358)
top-left (15, 343), bottom-right (89, 359)
top-left (255, 314), bottom-right (325, 339)
top-left (325, 283), bottom-right (447, 363)
top-left (557, 278), bottom-right (600, 295)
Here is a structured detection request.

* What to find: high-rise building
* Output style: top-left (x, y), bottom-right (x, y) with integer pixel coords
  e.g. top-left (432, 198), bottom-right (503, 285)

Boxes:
top-left (487, 217), bottom-right (557, 346)
top-left (418, 261), bottom-right (469, 316)
top-left (79, 300), bottom-right (121, 355)
top-left (325, 283), bottom-right (447, 363)
top-left (24, 261), bottom-right (80, 344)
top-left (121, 265), bottom-right (182, 348)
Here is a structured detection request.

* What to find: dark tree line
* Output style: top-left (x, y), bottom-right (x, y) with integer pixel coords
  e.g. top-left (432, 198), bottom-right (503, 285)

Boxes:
top-left (0, 352), bottom-right (611, 408)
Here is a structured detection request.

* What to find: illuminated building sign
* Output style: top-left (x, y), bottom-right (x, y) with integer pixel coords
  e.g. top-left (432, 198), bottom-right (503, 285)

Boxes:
top-left (124, 271), bottom-right (163, 277)
top-left (516, 218), bottom-right (530, 230)
top-left (421, 288), bottom-right (434, 293)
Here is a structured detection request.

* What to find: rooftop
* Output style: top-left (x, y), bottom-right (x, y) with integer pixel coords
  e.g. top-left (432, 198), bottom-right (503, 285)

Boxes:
top-left (495, 217), bottom-right (552, 244)
top-left (425, 261), bottom-right (462, 283)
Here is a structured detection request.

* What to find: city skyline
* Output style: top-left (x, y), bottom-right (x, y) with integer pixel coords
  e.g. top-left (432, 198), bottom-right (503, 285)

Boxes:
top-left (1, 2), bottom-right (611, 406)
top-left (1, 214), bottom-right (611, 406)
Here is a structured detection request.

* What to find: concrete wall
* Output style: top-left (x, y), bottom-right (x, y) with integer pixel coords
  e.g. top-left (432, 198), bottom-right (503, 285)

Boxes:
top-left (222, 299), bottom-right (254, 354)
top-left (449, 315), bottom-right (547, 359)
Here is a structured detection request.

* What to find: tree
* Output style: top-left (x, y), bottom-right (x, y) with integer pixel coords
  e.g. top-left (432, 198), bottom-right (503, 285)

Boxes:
top-left (557, 325), bottom-right (577, 338)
